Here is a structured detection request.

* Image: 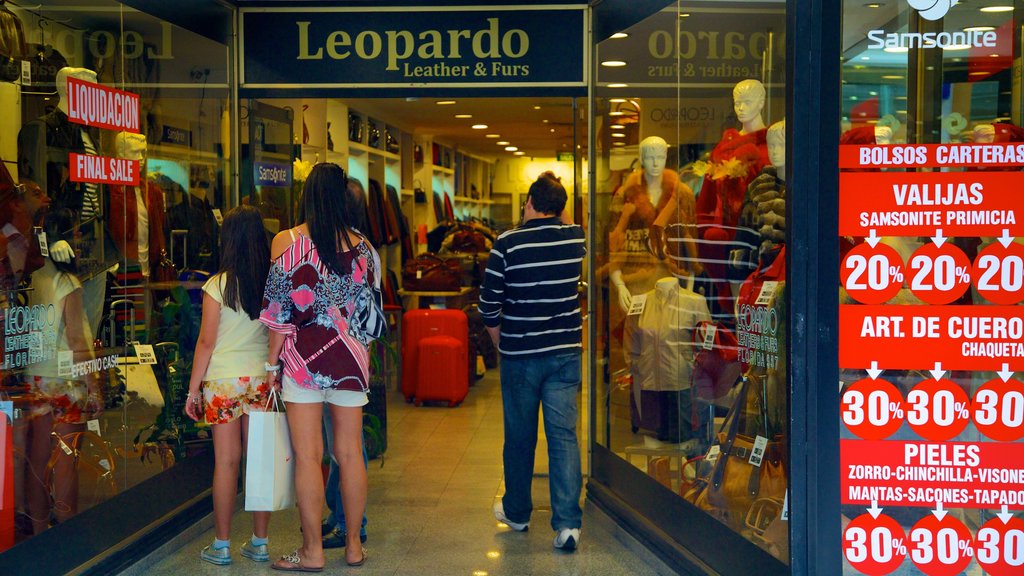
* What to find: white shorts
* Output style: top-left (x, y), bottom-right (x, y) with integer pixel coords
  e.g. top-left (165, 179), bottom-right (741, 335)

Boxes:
top-left (281, 375), bottom-right (368, 407)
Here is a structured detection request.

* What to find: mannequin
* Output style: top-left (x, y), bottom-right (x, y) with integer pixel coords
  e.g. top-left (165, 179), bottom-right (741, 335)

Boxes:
top-left (873, 125), bottom-right (893, 146)
top-left (608, 136), bottom-right (697, 313)
top-left (693, 79), bottom-right (770, 324)
top-left (973, 124), bottom-right (995, 144)
top-left (109, 132), bottom-right (165, 278)
top-left (738, 119), bottom-right (786, 258)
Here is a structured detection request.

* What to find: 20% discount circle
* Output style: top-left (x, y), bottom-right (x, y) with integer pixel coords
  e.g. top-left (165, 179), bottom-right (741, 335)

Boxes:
top-left (973, 241), bottom-right (1024, 305)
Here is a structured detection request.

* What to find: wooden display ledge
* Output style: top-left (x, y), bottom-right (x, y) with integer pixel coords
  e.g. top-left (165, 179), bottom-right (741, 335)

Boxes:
top-left (399, 286), bottom-right (475, 309)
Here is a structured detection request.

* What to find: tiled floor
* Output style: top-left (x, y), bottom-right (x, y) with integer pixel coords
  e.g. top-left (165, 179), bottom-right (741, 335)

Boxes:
top-left (124, 370), bottom-right (674, 576)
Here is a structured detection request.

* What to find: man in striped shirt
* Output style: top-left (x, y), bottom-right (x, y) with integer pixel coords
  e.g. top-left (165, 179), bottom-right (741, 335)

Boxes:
top-left (480, 172), bottom-right (587, 552)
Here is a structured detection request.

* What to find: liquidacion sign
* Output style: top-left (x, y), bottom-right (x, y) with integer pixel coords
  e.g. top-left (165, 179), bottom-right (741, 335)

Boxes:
top-left (240, 6), bottom-right (586, 89)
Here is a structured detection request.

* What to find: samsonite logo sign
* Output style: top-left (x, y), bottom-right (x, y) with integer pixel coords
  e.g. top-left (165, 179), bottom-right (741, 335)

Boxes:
top-left (866, 0), bottom-right (995, 51)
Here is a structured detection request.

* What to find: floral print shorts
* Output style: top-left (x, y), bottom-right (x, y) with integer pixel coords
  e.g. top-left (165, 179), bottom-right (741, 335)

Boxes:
top-left (202, 376), bottom-right (271, 425)
top-left (27, 376), bottom-right (90, 424)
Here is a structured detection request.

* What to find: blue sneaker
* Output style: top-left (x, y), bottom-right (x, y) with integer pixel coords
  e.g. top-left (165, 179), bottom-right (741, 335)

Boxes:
top-left (200, 544), bottom-right (232, 565)
top-left (240, 540), bottom-right (269, 562)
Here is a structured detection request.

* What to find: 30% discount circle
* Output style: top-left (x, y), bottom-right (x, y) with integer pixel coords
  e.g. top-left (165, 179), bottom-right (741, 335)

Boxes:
top-left (841, 378), bottom-right (905, 440)
top-left (973, 377), bottom-right (1024, 442)
top-left (841, 243), bottom-right (906, 304)
top-left (905, 379), bottom-right (971, 441)
top-left (907, 243), bottom-right (972, 305)
top-left (843, 513), bottom-right (908, 575)
top-left (908, 514), bottom-right (974, 576)
top-left (975, 514), bottom-right (1024, 576)
top-left (973, 241), bottom-right (1024, 305)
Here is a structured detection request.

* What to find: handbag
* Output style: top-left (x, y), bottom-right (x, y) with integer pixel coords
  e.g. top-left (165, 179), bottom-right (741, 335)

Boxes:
top-left (683, 375), bottom-right (787, 528)
top-left (245, 389), bottom-right (296, 511)
top-left (402, 253), bottom-right (461, 292)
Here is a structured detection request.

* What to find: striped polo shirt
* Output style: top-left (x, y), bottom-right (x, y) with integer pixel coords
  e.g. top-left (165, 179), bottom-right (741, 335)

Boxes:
top-left (478, 216), bottom-right (586, 357)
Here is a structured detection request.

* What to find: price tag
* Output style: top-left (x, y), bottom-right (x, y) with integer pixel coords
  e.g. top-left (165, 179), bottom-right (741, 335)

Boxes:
top-left (59, 436), bottom-right (73, 455)
top-left (416, 269), bottom-right (423, 279)
top-left (21, 60), bottom-right (31, 85)
top-left (781, 490), bottom-right (789, 521)
top-left (702, 324), bottom-right (717, 350)
top-left (134, 344), bottom-right (157, 365)
top-left (0, 400), bottom-right (13, 423)
top-left (212, 208), bottom-right (224, 225)
top-left (749, 435), bottom-right (768, 467)
top-left (35, 227), bottom-right (49, 257)
top-left (755, 281), bottom-right (779, 306)
top-left (57, 350), bottom-right (74, 378)
top-left (627, 293), bottom-right (647, 316)
top-left (87, 419), bottom-right (101, 436)
top-left (706, 444), bottom-right (721, 463)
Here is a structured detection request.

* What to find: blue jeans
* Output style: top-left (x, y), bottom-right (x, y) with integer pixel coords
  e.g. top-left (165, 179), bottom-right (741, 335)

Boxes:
top-left (323, 409), bottom-right (369, 536)
top-left (499, 352), bottom-right (583, 532)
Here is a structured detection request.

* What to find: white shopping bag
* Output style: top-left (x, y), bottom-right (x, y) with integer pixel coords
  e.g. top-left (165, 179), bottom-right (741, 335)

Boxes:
top-left (245, 390), bottom-right (295, 511)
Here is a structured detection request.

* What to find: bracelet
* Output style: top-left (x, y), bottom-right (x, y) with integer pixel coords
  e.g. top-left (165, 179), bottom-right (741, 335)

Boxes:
top-left (265, 362), bottom-right (281, 373)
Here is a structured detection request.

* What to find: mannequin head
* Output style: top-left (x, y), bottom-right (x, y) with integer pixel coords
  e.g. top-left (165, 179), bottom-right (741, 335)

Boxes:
top-left (56, 67), bottom-right (98, 114)
top-left (733, 79), bottom-right (766, 132)
top-left (115, 132), bottom-right (148, 170)
top-left (639, 136), bottom-right (668, 182)
top-left (874, 125), bottom-right (893, 145)
top-left (766, 119), bottom-right (786, 179)
top-left (974, 124), bottom-right (995, 144)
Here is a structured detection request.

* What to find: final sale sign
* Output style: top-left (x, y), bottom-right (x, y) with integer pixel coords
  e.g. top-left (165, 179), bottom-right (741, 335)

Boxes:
top-left (65, 77), bottom-right (141, 187)
top-left (838, 142), bottom-right (1024, 576)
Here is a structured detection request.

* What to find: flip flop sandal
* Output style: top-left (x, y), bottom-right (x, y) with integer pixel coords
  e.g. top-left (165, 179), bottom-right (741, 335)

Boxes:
top-left (271, 550), bottom-right (324, 573)
top-left (346, 549), bottom-right (368, 567)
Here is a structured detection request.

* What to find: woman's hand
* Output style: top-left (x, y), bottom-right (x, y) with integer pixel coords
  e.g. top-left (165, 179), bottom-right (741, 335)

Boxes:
top-left (266, 361), bottom-right (282, 393)
top-left (184, 387), bottom-right (203, 421)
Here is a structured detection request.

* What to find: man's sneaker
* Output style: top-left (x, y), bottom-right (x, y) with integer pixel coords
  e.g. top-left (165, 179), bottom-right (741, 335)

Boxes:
top-left (200, 544), bottom-right (232, 565)
top-left (240, 540), bottom-right (269, 562)
top-left (553, 528), bottom-right (580, 551)
top-left (493, 502), bottom-right (529, 531)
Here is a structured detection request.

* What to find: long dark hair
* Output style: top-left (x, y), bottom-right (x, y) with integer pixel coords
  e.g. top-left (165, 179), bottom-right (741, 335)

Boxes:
top-left (298, 163), bottom-right (358, 279)
top-left (218, 205), bottom-right (270, 319)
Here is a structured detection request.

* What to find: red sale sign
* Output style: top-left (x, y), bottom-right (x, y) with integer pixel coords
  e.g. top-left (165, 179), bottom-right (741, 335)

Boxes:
top-left (68, 153), bottom-right (139, 186)
top-left (65, 77), bottom-right (140, 133)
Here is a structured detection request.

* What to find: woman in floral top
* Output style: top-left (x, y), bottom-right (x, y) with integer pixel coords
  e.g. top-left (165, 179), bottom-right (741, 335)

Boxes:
top-left (261, 163), bottom-right (378, 571)
top-left (184, 206), bottom-right (272, 565)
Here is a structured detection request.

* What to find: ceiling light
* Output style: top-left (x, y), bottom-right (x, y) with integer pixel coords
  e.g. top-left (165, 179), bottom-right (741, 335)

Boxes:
top-left (980, 6), bottom-right (1013, 13)
top-left (884, 46), bottom-right (909, 53)
top-left (505, 146), bottom-right (518, 151)
top-left (601, 60), bottom-right (627, 67)
top-left (486, 552), bottom-right (501, 560)
top-left (608, 83), bottom-right (629, 88)
top-left (610, 32), bottom-right (628, 39)
top-left (964, 26), bottom-right (996, 32)
top-left (549, 128), bottom-right (555, 133)
top-left (860, 56), bottom-right (870, 61)
top-left (868, 91), bottom-right (878, 96)
top-left (969, 71), bottom-right (990, 75)
top-left (881, 75), bottom-right (904, 79)
top-left (513, 151), bottom-right (524, 156)
top-left (486, 134), bottom-right (500, 138)
top-left (471, 124), bottom-right (488, 129)
top-left (455, 114), bottom-right (472, 118)
top-left (864, 2), bottom-right (881, 7)
top-left (610, 124), bottom-right (625, 129)
top-left (612, 133), bottom-right (626, 138)
top-left (542, 119), bottom-right (549, 123)
top-left (678, 13), bottom-right (690, 18)
top-left (436, 100), bottom-right (456, 105)
top-left (608, 111), bottom-right (625, 116)
top-left (613, 142), bottom-right (626, 146)
top-left (990, 53), bottom-right (1000, 57)
top-left (850, 96), bottom-right (859, 101)
top-left (609, 98), bottom-right (627, 103)
top-left (533, 105), bottom-right (541, 110)
top-left (497, 141), bottom-right (510, 145)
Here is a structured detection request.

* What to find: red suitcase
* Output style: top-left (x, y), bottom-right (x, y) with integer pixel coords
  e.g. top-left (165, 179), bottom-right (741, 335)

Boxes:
top-left (414, 335), bottom-right (469, 407)
top-left (401, 309), bottom-right (468, 401)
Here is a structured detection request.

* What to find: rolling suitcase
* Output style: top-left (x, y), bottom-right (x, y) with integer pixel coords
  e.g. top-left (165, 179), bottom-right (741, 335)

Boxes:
top-left (401, 309), bottom-right (468, 402)
top-left (414, 335), bottom-right (469, 407)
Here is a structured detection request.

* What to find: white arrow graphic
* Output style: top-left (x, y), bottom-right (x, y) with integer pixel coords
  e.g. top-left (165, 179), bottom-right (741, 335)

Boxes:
top-left (868, 500), bottom-right (883, 519)
top-left (998, 229), bottom-right (1014, 249)
top-left (998, 504), bottom-right (1014, 524)
top-left (930, 362), bottom-right (946, 381)
top-left (998, 363), bottom-right (1014, 383)
top-left (932, 229), bottom-right (947, 248)
top-left (865, 229), bottom-right (881, 249)
top-left (867, 361), bottom-right (883, 380)
top-left (932, 501), bottom-right (947, 521)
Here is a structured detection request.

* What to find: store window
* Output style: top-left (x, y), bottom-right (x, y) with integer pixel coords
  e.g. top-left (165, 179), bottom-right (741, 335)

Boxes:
top-left (1, 1), bottom-right (232, 551)
top-left (593, 0), bottom-right (789, 564)
top-left (838, 2), bottom-right (1023, 574)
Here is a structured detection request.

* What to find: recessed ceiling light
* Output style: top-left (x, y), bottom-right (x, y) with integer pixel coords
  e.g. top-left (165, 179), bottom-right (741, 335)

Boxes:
top-left (533, 105), bottom-right (541, 110)
top-left (980, 6), bottom-right (1013, 13)
top-left (601, 60), bottom-right (627, 67)
top-left (868, 91), bottom-right (878, 96)
top-left (486, 134), bottom-right (500, 138)
top-left (454, 114), bottom-right (472, 118)
top-left (542, 119), bottom-right (549, 123)
top-left (609, 111), bottom-right (625, 116)
top-left (678, 13), bottom-right (690, 18)
top-left (497, 141), bottom-right (510, 145)
top-left (609, 98), bottom-right (627, 103)
top-left (964, 26), bottom-right (996, 32)
top-left (608, 83), bottom-right (629, 88)
top-left (549, 128), bottom-right (555, 133)
top-left (611, 133), bottom-right (626, 138)
top-left (884, 46), bottom-right (910, 53)
top-left (990, 53), bottom-right (1001, 57)
top-left (436, 100), bottom-right (456, 105)
top-left (613, 142), bottom-right (626, 146)
top-left (610, 32), bottom-right (628, 39)
top-left (472, 124), bottom-right (488, 129)
top-left (861, 56), bottom-right (870, 60)
top-left (850, 96), bottom-right (859, 101)
top-left (504, 146), bottom-right (518, 151)
top-left (513, 151), bottom-right (524, 156)
top-left (864, 3), bottom-right (881, 8)
top-left (881, 75), bottom-right (904, 79)
top-left (610, 124), bottom-right (625, 129)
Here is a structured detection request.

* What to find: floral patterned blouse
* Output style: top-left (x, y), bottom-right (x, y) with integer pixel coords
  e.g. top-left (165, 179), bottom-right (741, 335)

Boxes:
top-left (259, 230), bottom-right (381, 392)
